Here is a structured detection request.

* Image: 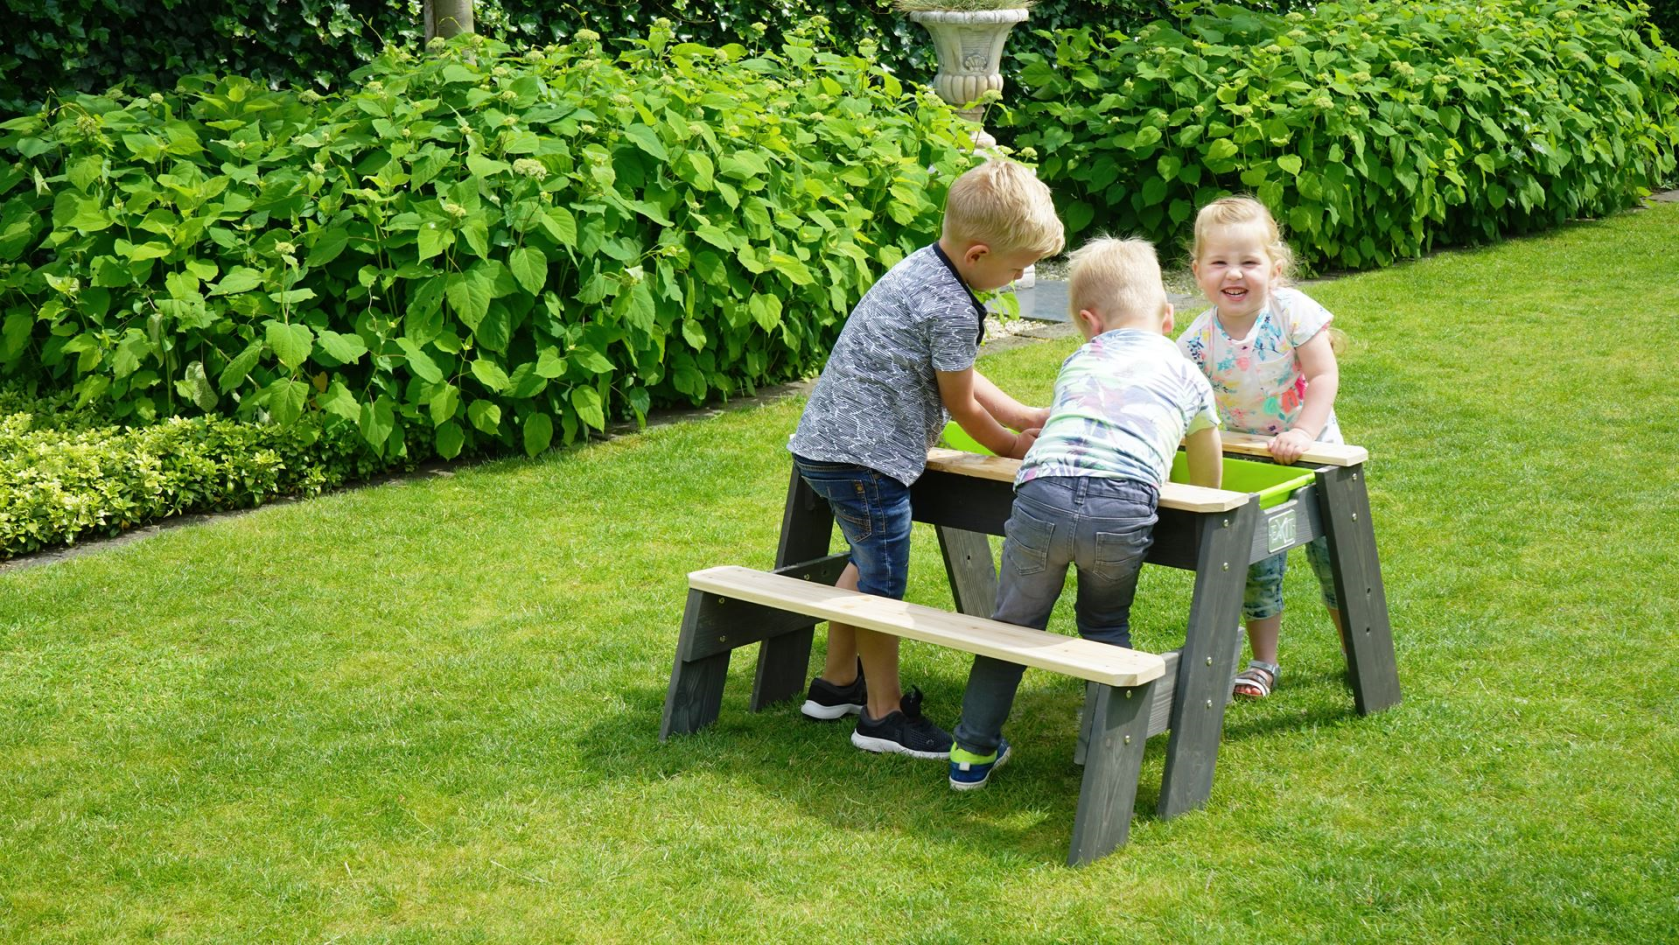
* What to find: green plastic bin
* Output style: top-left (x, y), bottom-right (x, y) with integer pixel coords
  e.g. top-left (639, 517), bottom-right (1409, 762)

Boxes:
top-left (940, 421), bottom-right (1314, 509)
top-left (1167, 453), bottom-right (1313, 509)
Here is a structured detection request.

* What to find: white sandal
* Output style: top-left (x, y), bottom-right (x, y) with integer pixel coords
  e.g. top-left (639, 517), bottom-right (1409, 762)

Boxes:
top-left (1232, 659), bottom-right (1280, 699)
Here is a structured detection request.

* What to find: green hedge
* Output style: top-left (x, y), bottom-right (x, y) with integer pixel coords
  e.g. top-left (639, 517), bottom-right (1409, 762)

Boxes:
top-left (1000, 0), bottom-right (1679, 270)
top-left (0, 23), bottom-right (973, 461)
top-left (0, 0), bottom-right (1198, 113)
top-left (0, 385), bottom-right (402, 559)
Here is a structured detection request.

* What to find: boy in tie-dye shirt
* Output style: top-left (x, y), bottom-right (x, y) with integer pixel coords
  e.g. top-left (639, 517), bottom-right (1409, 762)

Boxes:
top-left (947, 238), bottom-right (1223, 791)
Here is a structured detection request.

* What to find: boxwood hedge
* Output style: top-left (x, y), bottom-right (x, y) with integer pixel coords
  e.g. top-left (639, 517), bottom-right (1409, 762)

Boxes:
top-left (0, 384), bottom-right (402, 559)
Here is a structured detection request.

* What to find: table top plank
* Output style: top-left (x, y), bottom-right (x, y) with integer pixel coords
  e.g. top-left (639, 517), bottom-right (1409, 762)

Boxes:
top-left (1215, 432), bottom-right (1368, 467)
top-left (923, 449), bottom-right (1251, 514)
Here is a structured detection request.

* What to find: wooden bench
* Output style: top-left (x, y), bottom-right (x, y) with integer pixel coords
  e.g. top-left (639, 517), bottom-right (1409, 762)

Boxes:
top-left (663, 565), bottom-right (1168, 866)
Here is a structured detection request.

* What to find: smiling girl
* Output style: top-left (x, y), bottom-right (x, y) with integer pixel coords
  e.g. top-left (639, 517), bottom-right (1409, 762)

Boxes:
top-left (1178, 196), bottom-right (1345, 700)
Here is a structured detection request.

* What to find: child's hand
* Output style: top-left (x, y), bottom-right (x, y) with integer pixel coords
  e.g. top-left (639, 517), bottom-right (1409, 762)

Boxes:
top-left (1008, 428), bottom-right (1041, 460)
top-left (1268, 429), bottom-right (1313, 465)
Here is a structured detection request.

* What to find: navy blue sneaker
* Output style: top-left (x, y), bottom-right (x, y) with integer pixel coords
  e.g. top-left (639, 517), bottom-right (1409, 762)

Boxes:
top-left (949, 739), bottom-right (1011, 791)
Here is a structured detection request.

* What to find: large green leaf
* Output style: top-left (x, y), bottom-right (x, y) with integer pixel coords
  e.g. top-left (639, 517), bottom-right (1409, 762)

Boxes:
top-left (522, 412), bottom-right (554, 457)
top-left (359, 395), bottom-right (396, 448)
top-left (267, 378), bottom-right (309, 426)
top-left (397, 338), bottom-right (443, 383)
top-left (467, 399), bottom-right (502, 435)
top-left (623, 124), bottom-right (669, 161)
top-left (316, 330), bottom-right (368, 364)
top-left (306, 227), bottom-right (350, 268)
top-left (509, 246), bottom-right (547, 296)
top-left (430, 383), bottom-right (461, 426)
top-left (265, 321), bottom-right (313, 370)
top-left (210, 267), bottom-right (265, 296)
top-left (446, 267), bottom-right (494, 331)
top-left (435, 420), bottom-right (466, 459)
top-left (218, 341), bottom-right (264, 393)
top-left (570, 346), bottom-right (614, 374)
top-left (470, 358), bottom-right (511, 392)
top-left (570, 386), bottom-right (605, 431)
top-left (319, 381), bottom-right (361, 422)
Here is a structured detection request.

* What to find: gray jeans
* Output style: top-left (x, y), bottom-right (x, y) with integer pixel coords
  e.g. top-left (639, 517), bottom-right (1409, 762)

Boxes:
top-left (954, 475), bottom-right (1158, 756)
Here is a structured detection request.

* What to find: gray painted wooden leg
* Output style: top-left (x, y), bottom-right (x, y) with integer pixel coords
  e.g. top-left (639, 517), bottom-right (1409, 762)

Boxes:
top-left (1074, 681), bottom-right (1098, 766)
top-left (750, 625), bottom-right (814, 714)
top-left (1158, 502), bottom-right (1258, 819)
top-left (661, 589), bottom-right (733, 740)
top-left (1316, 464), bottom-right (1402, 714)
top-left (936, 525), bottom-right (998, 618)
top-left (1068, 680), bottom-right (1155, 866)
top-left (751, 464), bottom-right (835, 713)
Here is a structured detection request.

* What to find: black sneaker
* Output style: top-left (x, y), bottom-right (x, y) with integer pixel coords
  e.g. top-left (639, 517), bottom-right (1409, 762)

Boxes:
top-left (850, 687), bottom-right (953, 760)
top-left (801, 662), bottom-right (866, 720)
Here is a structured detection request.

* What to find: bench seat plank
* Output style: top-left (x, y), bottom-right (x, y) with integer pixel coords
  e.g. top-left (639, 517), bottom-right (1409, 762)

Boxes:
top-left (689, 566), bottom-right (1165, 688)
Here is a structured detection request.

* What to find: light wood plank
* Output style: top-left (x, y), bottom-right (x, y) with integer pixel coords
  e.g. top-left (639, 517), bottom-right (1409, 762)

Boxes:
top-left (688, 566), bottom-right (1166, 688)
top-left (924, 448), bottom-right (1250, 514)
top-left (1213, 431), bottom-right (1368, 467)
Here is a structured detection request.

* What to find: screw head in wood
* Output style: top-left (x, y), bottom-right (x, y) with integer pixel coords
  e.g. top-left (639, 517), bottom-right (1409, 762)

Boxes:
top-left (718, 635), bottom-right (727, 643)
top-left (1222, 518), bottom-right (1230, 528)
top-left (1124, 735), bottom-right (1131, 744)
top-left (1205, 699), bottom-right (1213, 709)
top-left (1352, 512), bottom-right (1359, 521)
top-left (1206, 656), bottom-right (1213, 666)
top-left (1222, 562), bottom-right (1230, 571)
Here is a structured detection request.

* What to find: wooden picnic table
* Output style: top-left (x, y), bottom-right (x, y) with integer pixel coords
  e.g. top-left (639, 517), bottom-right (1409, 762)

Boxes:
top-left (735, 435), bottom-right (1402, 819)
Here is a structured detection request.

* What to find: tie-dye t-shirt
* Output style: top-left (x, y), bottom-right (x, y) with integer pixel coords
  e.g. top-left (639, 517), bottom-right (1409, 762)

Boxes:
top-left (1017, 329), bottom-right (1220, 489)
top-left (1176, 287), bottom-right (1342, 442)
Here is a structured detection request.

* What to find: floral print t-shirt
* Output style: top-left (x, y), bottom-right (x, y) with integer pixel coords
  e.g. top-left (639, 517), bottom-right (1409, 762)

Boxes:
top-left (1018, 329), bottom-right (1220, 489)
top-left (1176, 287), bottom-right (1342, 443)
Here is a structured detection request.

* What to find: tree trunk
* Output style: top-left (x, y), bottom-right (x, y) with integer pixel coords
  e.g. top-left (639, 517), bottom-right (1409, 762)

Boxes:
top-left (425, 0), bottom-right (474, 40)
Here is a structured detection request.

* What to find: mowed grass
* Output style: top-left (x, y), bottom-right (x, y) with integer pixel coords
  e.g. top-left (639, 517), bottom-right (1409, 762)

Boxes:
top-left (2, 204), bottom-right (1676, 943)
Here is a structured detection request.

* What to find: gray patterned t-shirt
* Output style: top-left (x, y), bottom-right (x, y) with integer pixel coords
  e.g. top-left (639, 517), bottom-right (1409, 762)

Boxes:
top-left (788, 244), bottom-right (984, 486)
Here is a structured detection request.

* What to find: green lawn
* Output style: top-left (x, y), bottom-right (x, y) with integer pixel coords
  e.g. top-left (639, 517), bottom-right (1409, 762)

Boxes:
top-left (3, 204), bottom-right (1677, 943)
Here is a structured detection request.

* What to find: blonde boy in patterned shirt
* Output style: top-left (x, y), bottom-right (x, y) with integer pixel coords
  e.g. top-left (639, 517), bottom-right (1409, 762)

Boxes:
top-left (948, 237), bottom-right (1223, 790)
top-left (788, 160), bottom-right (1064, 760)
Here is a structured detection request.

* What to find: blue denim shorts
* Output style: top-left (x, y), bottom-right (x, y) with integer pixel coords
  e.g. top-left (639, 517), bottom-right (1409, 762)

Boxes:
top-left (791, 456), bottom-right (913, 600)
top-left (1243, 535), bottom-right (1338, 620)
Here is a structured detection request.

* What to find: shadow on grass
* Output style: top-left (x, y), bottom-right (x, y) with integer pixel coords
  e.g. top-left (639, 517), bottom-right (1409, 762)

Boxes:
top-left (564, 680), bottom-right (1170, 867)
top-left (570, 666), bottom-right (1376, 868)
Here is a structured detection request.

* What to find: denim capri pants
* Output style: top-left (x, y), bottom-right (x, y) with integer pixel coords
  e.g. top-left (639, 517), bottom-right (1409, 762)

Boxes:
top-left (1244, 535), bottom-right (1338, 620)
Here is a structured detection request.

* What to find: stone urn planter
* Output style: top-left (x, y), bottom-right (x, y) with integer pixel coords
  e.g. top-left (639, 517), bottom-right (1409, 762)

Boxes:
top-left (907, 7), bottom-right (1031, 149)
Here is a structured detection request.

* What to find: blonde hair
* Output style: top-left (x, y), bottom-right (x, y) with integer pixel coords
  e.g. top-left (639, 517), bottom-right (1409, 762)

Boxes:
top-left (1067, 237), bottom-right (1168, 326)
top-left (942, 159), bottom-right (1065, 258)
top-left (1191, 195), bottom-right (1295, 283)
